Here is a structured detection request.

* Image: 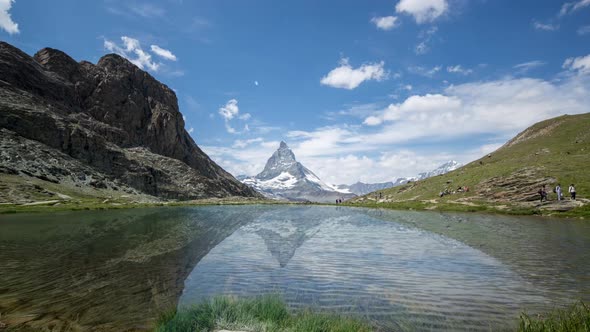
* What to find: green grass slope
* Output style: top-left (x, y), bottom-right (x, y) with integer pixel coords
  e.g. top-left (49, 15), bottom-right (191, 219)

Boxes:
top-left (349, 113), bottom-right (590, 217)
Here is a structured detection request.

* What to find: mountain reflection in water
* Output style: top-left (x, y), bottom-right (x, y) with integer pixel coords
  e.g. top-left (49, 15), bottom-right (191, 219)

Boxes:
top-left (1, 205), bottom-right (589, 331)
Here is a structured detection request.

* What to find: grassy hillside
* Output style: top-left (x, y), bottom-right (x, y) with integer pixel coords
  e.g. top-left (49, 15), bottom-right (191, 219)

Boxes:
top-left (349, 113), bottom-right (590, 217)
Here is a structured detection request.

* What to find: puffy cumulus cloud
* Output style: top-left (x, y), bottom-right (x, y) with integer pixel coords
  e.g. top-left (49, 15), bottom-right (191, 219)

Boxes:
top-left (0, 0), bottom-right (19, 34)
top-left (563, 54), bottom-right (590, 74)
top-left (560, 0), bottom-right (590, 16)
top-left (321, 58), bottom-right (387, 90)
top-left (371, 16), bottom-right (399, 30)
top-left (363, 94), bottom-right (462, 126)
top-left (150, 45), bottom-right (177, 61)
top-left (363, 76), bottom-right (590, 142)
top-left (104, 36), bottom-right (176, 72)
top-left (395, 0), bottom-right (448, 24)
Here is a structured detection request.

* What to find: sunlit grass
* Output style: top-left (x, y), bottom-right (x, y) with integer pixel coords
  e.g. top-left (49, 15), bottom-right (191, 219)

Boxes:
top-left (156, 295), bottom-right (372, 332)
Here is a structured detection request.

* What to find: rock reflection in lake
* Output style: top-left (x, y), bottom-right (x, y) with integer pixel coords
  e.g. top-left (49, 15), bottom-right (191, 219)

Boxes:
top-left (0, 206), bottom-right (270, 331)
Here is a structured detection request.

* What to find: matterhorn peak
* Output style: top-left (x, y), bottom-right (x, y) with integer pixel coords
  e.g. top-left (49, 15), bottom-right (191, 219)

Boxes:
top-left (279, 141), bottom-right (289, 149)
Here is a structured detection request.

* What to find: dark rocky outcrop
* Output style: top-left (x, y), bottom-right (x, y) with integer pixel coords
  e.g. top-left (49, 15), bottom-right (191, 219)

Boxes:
top-left (0, 42), bottom-right (258, 200)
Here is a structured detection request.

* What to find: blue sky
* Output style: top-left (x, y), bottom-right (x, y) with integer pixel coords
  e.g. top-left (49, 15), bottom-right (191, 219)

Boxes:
top-left (1, 0), bottom-right (590, 184)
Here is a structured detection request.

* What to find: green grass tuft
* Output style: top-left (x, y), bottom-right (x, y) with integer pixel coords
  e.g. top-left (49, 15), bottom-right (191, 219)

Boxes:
top-left (156, 295), bottom-right (372, 332)
top-left (518, 302), bottom-right (590, 332)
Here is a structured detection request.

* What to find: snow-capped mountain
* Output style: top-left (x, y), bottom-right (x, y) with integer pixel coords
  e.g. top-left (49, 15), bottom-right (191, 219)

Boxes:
top-left (391, 160), bottom-right (462, 186)
top-left (241, 142), bottom-right (356, 203)
top-left (417, 160), bottom-right (462, 179)
top-left (336, 160), bottom-right (462, 196)
top-left (336, 181), bottom-right (395, 196)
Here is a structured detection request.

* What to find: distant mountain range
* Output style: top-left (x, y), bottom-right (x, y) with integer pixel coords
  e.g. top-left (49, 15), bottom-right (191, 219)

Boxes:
top-left (240, 142), bottom-right (355, 203)
top-left (336, 160), bottom-right (463, 196)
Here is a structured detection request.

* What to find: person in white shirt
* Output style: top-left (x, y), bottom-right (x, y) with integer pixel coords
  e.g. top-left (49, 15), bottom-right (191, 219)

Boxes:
top-left (569, 184), bottom-right (576, 200)
top-left (555, 184), bottom-right (562, 201)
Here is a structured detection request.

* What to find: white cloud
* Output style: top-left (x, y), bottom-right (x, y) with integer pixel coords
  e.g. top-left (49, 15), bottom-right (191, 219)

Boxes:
top-left (560, 0), bottom-right (590, 16)
top-left (578, 25), bottom-right (590, 35)
top-left (447, 65), bottom-right (473, 75)
top-left (363, 94), bottom-right (462, 126)
top-left (150, 45), bottom-right (177, 61)
top-left (395, 0), bottom-right (448, 24)
top-left (408, 65), bottom-right (441, 77)
top-left (0, 0), bottom-right (19, 34)
top-left (233, 137), bottom-right (263, 148)
top-left (219, 99), bottom-right (240, 120)
top-left (563, 54), bottom-right (590, 74)
top-left (371, 16), bottom-right (399, 30)
top-left (188, 127), bottom-right (194, 134)
top-left (218, 99), bottom-right (251, 134)
top-left (414, 26), bottom-right (438, 55)
top-left (104, 36), bottom-right (161, 71)
top-left (363, 76), bottom-right (590, 140)
top-left (129, 3), bottom-right (165, 18)
top-left (415, 41), bottom-right (429, 55)
top-left (513, 60), bottom-right (546, 74)
top-left (254, 80), bottom-right (259, 86)
top-left (203, 60), bottom-right (590, 184)
top-left (533, 21), bottom-right (559, 31)
top-left (320, 58), bottom-right (387, 90)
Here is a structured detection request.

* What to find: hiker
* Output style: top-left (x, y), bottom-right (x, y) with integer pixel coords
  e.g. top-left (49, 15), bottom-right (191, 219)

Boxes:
top-left (555, 184), bottom-right (562, 201)
top-left (335, 199), bottom-right (339, 204)
top-left (569, 184), bottom-right (576, 200)
top-left (538, 185), bottom-right (547, 202)
top-left (379, 192), bottom-right (382, 199)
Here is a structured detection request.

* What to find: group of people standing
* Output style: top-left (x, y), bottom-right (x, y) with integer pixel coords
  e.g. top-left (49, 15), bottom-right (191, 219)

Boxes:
top-left (539, 184), bottom-right (576, 202)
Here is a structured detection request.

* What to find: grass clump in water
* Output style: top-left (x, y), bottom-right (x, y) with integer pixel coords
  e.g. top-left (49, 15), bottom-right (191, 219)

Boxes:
top-left (518, 302), bottom-right (590, 332)
top-left (156, 294), bottom-right (372, 332)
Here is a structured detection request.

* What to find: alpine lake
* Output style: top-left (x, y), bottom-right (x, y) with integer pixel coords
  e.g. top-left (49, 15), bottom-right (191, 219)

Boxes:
top-left (1, 205), bottom-right (589, 331)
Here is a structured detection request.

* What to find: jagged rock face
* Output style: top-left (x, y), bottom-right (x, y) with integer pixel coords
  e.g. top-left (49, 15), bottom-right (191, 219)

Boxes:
top-left (241, 141), bottom-right (356, 203)
top-left (0, 42), bottom-right (259, 199)
top-left (257, 141), bottom-right (307, 180)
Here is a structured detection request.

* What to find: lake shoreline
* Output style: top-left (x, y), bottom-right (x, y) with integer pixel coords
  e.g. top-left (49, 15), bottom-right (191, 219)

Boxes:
top-left (1, 196), bottom-right (588, 219)
top-left (342, 199), bottom-right (590, 220)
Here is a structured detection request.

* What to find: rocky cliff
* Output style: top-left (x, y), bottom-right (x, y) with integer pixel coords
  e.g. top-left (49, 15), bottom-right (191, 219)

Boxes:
top-left (0, 42), bottom-right (258, 201)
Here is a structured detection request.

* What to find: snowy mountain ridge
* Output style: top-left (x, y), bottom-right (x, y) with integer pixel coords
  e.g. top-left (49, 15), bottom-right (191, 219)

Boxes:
top-left (338, 160), bottom-right (462, 195)
top-left (240, 142), bottom-right (355, 203)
